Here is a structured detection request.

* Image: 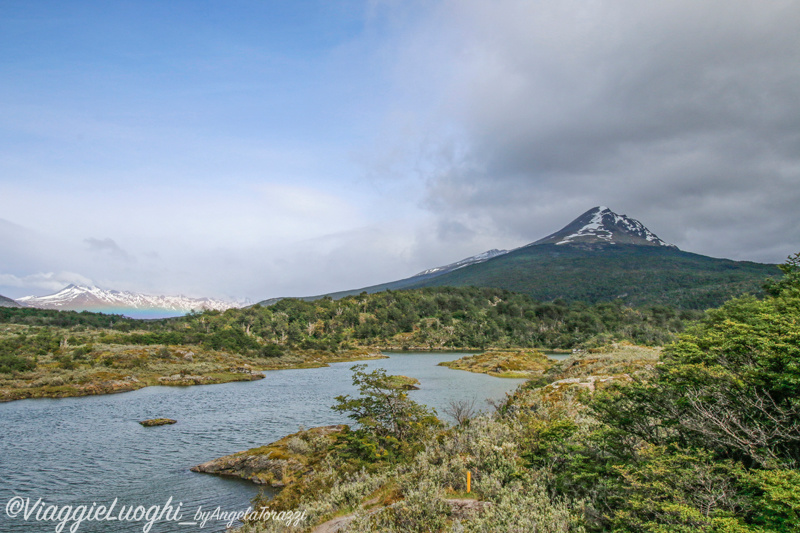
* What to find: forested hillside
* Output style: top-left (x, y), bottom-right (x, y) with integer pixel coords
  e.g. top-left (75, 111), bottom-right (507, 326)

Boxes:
top-left (410, 244), bottom-right (780, 309)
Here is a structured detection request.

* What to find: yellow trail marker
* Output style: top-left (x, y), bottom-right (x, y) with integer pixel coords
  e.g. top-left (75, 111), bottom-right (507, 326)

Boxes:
top-left (467, 470), bottom-right (471, 493)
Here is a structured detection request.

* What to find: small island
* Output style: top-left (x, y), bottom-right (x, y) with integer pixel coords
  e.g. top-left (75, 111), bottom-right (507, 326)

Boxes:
top-left (438, 349), bottom-right (553, 378)
top-left (381, 374), bottom-right (421, 390)
top-left (139, 418), bottom-right (177, 427)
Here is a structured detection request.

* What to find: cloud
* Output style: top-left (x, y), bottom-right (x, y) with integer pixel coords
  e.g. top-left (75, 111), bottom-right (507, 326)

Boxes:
top-left (0, 271), bottom-right (95, 293)
top-left (3, 1), bottom-right (798, 302)
top-left (84, 237), bottom-right (135, 262)
top-left (384, 0), bottom-right (800, 263)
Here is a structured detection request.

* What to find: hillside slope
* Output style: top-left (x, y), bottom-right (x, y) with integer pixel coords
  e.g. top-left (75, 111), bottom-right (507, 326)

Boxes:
top-left (258, 206), bottom-right (781, 309)
top-left (0, 294), bottom-right (21, 308)
top-left (408, 243), bottom-right (779, 309)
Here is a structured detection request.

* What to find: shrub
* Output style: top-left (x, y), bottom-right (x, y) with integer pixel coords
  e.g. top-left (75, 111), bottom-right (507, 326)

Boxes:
top-left (259, 343), bottom-right (284, 358)
top-left (332, 365), bottom-right (442, 462)
top-left (0, 353), bottom-right (35, 373)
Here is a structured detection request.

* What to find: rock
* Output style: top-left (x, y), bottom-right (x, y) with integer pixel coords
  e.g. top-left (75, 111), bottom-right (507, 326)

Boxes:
top-left (445, 498), bottom-right (492, 519)
top-left (230, 365), bottom-right (259, 375)
top-left (191, 425), bottom-right (344, 487)
top-left (191, 452), bottom-right (295, 485)
top-left (139, 418), bottom-right (177, 427)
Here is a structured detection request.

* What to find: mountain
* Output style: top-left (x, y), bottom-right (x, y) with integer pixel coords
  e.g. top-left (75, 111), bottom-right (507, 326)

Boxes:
top-left (0, 294), bottom-right (21, 308)
top-left (531, 206), bottom-right (676, 247)
top-left (413, 249), bottom-right (509, 276)
top-left (258, 249), bottom-right (511, 305)
top-left (261, 206), bottom-right (781, 309)
top-left (18, 285), bottom-right (238, 318)
top-left (407, 207), bottom-right (780, 309)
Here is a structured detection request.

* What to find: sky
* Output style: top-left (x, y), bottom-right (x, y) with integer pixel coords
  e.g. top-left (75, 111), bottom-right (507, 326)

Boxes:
top-left (1, 0), bottom-right (799, 302)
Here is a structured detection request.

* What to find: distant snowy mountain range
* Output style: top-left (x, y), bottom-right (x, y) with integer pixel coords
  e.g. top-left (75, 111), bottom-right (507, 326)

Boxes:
top-left (4, 206), bottom-right (776, 315)
top-left (16, 285), bottom-right (238, 318)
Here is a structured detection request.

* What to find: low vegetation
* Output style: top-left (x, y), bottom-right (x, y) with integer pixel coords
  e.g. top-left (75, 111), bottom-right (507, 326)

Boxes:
top-left (438, 349), bottom-right (553, 378)
top-left (1, 285), bottom-right (698, 401)
top-left (226, 253), bottom-right (800, 532)
top-left (2, 252), bottom-right (796, 528)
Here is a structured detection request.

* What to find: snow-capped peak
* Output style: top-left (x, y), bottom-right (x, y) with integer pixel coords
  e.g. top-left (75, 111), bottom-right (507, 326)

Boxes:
top-left (532, 207), bottom-right (677, 248)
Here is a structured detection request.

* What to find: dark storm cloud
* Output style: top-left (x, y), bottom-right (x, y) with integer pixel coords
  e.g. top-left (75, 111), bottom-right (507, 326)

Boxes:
top-left (412, 0), bottom-right (800, 262)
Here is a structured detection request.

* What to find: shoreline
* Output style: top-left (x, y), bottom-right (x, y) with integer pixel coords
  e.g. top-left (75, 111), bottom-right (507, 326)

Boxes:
top-left (0, 345), bottom-right (570, 403)
top-left (0, 348), bottom-right (387, 403)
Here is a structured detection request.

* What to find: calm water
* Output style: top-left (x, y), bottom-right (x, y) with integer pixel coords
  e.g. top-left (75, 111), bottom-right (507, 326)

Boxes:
top-left (0, 352), bottom-right (527, 533)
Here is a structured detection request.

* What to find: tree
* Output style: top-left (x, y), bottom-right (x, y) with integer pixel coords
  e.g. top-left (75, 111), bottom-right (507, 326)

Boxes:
top-left (332, 365), bottom-right (441, 461)
top-left (595, 252), bottom-right (800, 468)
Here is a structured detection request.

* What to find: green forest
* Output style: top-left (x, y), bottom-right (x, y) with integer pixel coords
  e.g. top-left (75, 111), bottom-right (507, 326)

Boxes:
top-left (411, 244), bottom-right (780, 310)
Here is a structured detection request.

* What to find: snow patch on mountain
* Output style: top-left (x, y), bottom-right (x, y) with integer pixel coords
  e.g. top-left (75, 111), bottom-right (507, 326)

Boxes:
top-left (534, 207), bottom-right (676, 248)
top-left (414, 249), bottom-right (509, 277)
top-left (556, 207), bottom-right (614, 244)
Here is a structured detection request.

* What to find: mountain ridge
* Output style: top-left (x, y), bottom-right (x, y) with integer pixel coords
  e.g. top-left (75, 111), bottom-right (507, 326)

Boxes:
top-left (257, 206), bottom-right (780, 309)
top-left (0, 294), bottom-right (21, 308)
top-left (18, 284), bottom-right (238, 318)
top-left (414, 249), bottom-right (509, 277)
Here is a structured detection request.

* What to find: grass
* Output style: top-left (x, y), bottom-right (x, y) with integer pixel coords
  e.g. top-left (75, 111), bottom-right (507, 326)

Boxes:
top-left (551, 342), bottom-right (661, 380)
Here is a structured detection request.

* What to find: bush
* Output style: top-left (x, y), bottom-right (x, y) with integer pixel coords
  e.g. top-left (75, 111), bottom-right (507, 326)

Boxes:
top-left (259, 343), bottom-right (284, 358)
top-left (0, 353), bottom-right (35, 373)
top-left (332, 365), bottom-right (442, 462)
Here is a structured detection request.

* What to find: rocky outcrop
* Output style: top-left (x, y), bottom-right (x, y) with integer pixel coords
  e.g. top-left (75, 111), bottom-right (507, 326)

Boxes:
top-left (158, 374), bottom-right (214, 385)
top-left (191, 425), bottom-right (344, 487)
top-left (382, 375), bottom-right (421, 390)
top-left (191, 450), bottom-right (297, 486)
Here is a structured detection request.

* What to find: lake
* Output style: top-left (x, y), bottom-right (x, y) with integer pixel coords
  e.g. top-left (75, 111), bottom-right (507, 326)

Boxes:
top-left (0, 352), bottom-right (529, 533)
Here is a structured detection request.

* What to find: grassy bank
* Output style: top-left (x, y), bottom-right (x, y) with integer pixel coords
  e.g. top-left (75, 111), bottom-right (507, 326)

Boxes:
top-left (0, 337), bottom-right (385, 402)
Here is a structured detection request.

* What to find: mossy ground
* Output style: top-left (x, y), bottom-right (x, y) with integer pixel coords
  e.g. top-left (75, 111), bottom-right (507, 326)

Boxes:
top-left (438, 349), bottom-right (553, 378)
